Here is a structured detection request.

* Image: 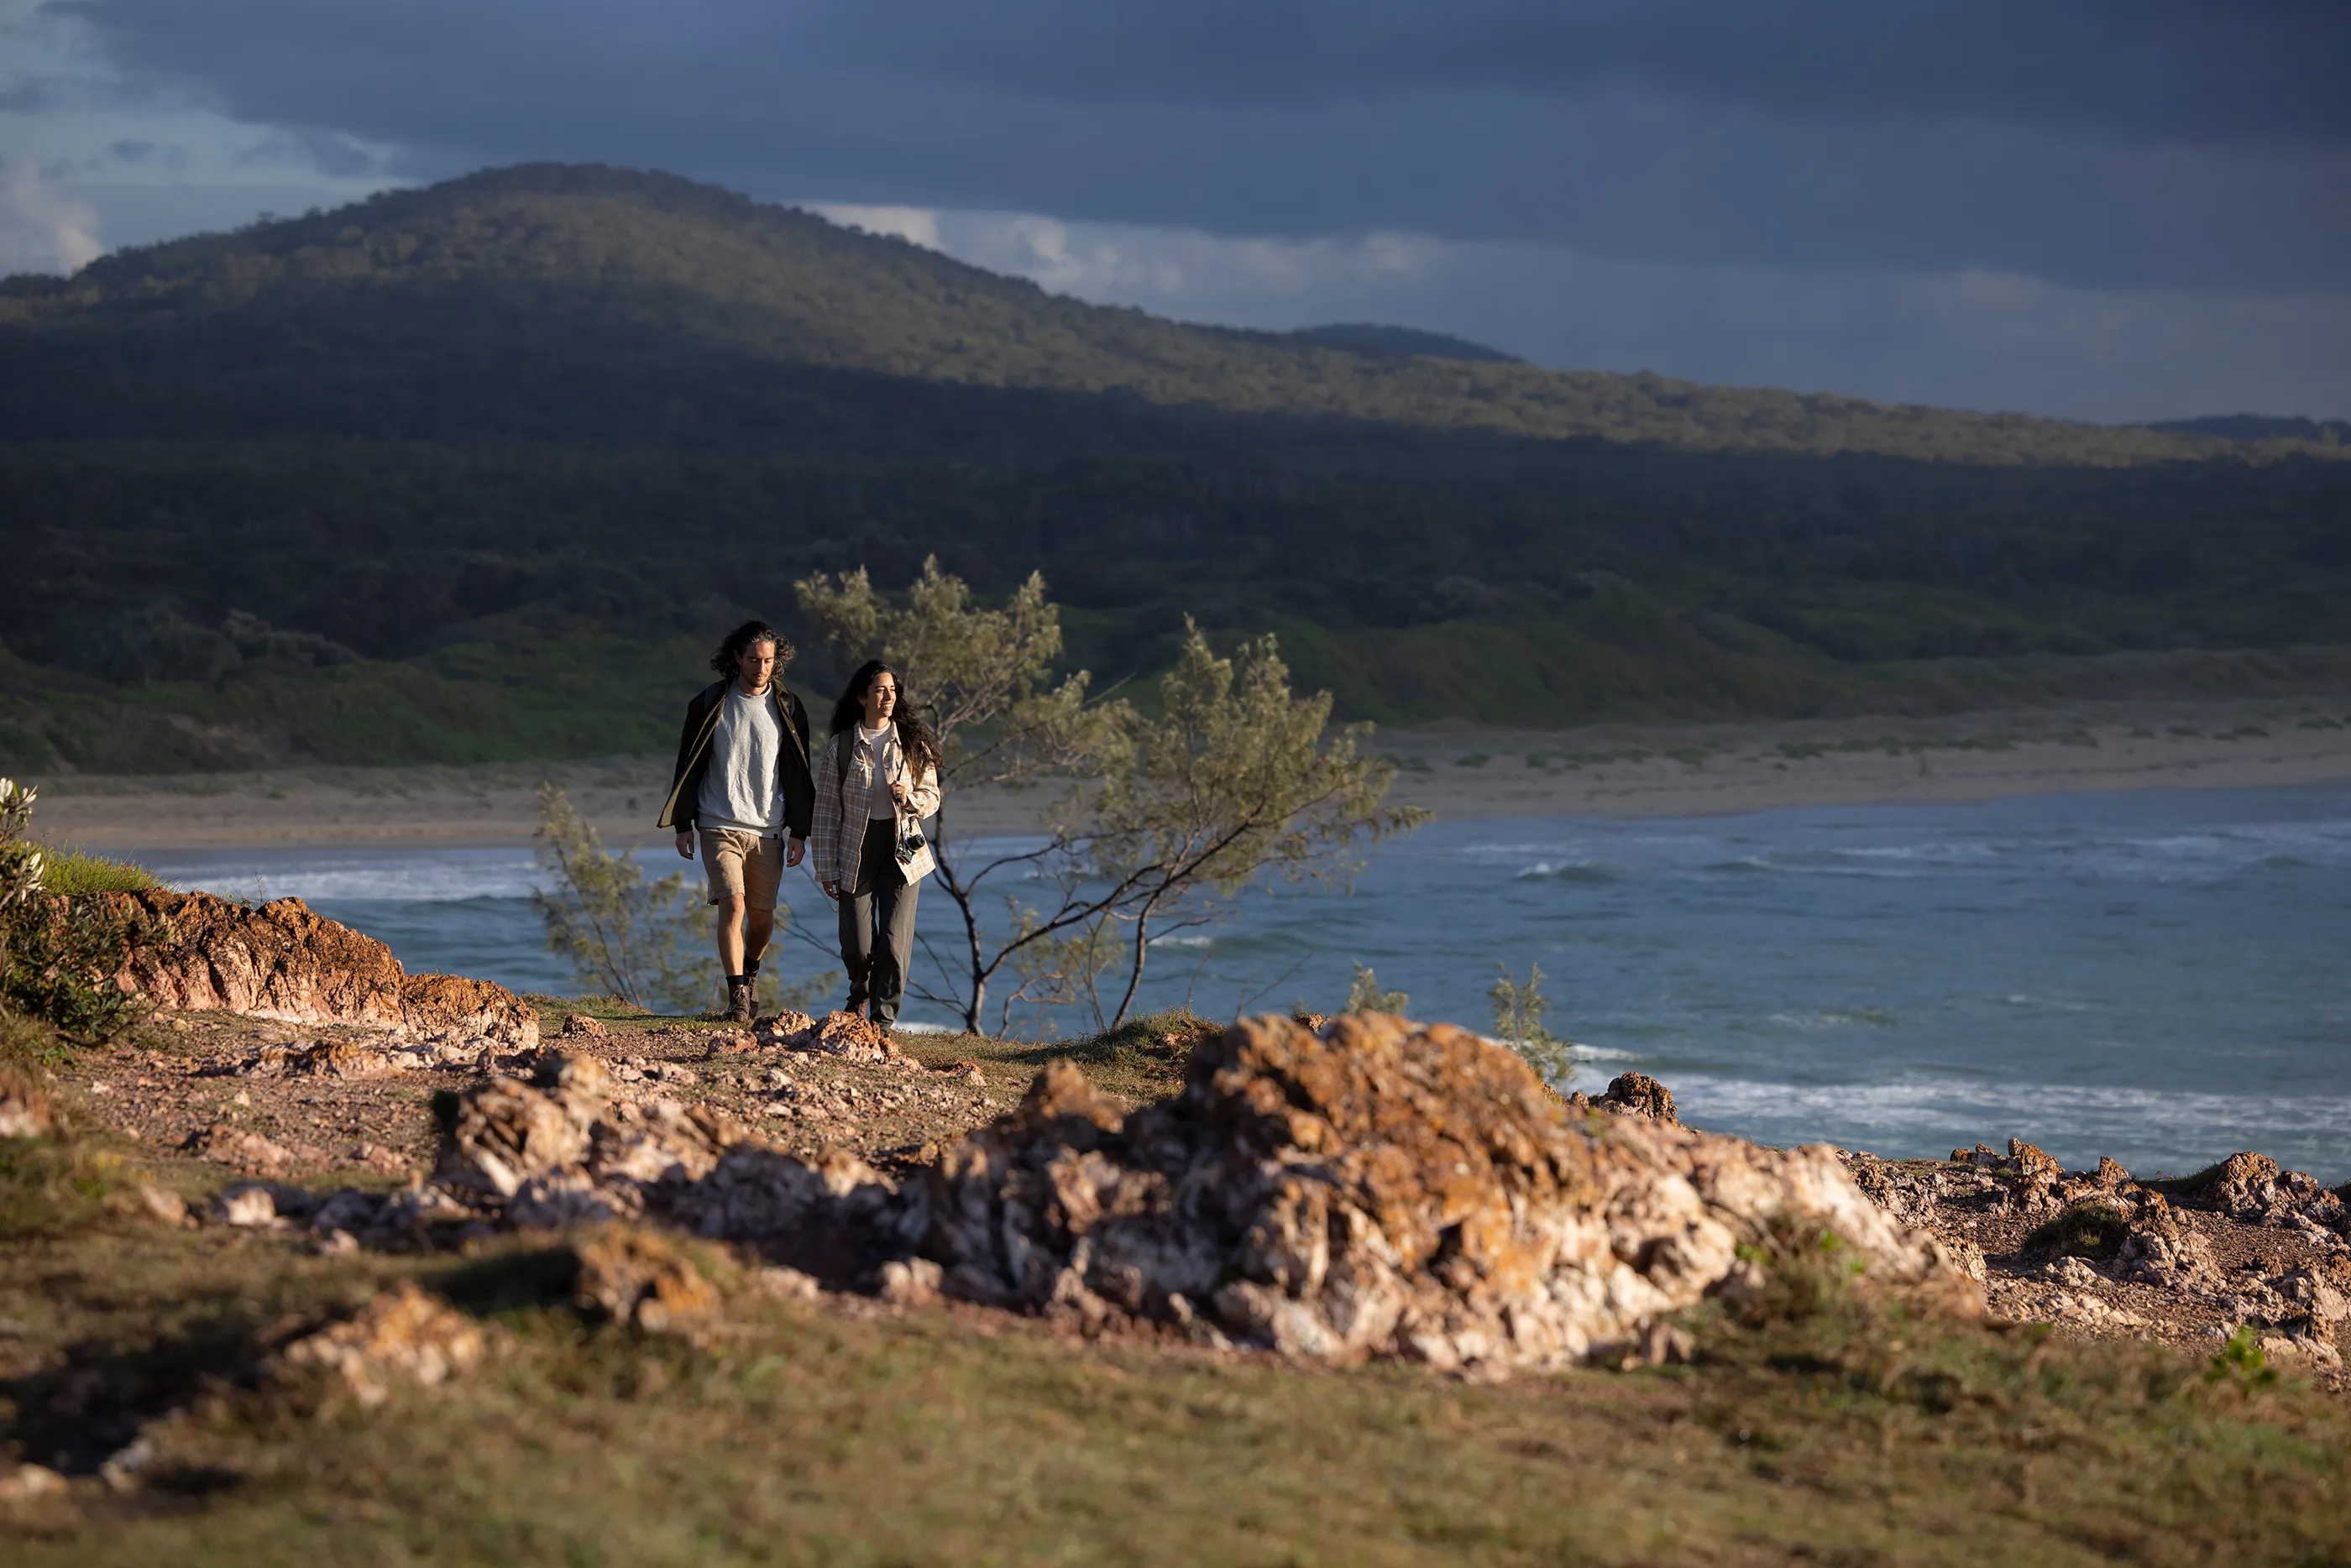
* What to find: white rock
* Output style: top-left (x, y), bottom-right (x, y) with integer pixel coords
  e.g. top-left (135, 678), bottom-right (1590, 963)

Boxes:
top-left (215, 1184), bottom-right (281, 1226)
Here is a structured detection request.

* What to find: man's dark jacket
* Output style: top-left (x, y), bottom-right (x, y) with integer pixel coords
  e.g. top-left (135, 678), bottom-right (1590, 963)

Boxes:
top-left (657, 679), bottom-right (815, 839)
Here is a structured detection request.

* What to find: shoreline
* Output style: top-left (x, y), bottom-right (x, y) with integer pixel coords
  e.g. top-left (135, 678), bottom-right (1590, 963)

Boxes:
top-left (22, 694), bottom-right (2351, 853)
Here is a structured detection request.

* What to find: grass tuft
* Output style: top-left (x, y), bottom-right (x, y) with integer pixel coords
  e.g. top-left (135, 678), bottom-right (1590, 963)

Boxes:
top-left (38, 849), bottom-right (164, 895)
top-left (992, 1009), bottom-right (1222, 1103)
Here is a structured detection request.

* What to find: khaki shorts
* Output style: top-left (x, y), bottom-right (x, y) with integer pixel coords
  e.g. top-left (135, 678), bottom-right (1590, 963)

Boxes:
top-left (699, 828), bottom-right (784, 911)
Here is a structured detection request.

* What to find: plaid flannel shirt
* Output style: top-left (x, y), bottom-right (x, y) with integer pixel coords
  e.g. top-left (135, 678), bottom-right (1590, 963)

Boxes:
top-left (810, 728), bottom-right (941, 891)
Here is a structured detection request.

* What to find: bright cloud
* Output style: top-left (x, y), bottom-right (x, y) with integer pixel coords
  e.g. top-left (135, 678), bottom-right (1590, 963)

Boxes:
top-left (0, 159), bottom-right (104, 273)
top-left (808, 202), bottom-right (940, 250)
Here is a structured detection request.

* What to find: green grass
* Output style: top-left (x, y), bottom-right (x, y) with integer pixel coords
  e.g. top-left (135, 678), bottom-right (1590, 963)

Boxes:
top-left (37, 849), bottom-right (162, 896)
top-left (3, 1203), bottom-right (2346, 1564)
top-left (980, 1008), bottom-right (1213, 1103)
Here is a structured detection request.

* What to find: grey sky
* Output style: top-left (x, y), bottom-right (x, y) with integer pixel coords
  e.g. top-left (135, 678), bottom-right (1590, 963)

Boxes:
top-left (3, 0), bottom-right (2345, 421)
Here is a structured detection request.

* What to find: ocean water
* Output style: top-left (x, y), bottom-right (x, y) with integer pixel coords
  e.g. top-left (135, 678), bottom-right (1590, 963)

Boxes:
top-left (138, 784), bottom-right (2351, 1182)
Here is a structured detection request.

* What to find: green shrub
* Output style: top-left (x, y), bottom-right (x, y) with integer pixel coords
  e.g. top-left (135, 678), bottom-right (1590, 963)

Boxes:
top-left (1, 893), bottom-right (162, 1042)
top-left (2023, 1200), bottom-right (2134, 1261)
top-left (0, 778), bottom-right (162, 1042)
top-left (2208, 1325), bottom-right (2279, 1388)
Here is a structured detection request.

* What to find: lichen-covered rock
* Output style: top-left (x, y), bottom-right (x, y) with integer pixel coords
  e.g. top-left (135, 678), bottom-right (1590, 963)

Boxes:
top-left (401, 973), bottom-right (538, 1048)
top-left (2197, 1152), bottom-right (2284, 1218)
top-left (275, 1282), bottom-right (490, 1406)
top-left (921, 1013), bottom-right (1971, 1371)
top-left (588, 1096), bottom-right (737, 1188)
top-left (780, 1010), bottom-right (902, 1062)
top-left (2166, 1151), bottom-right (2346, 1234)
top-left (573, 1226), bottom-right (719, 1333)
top-left (2116, 1207), bottom-right (2217, 1288)
top-left (1599, 1072), bottom-right (1677, 1124)
top-left (2007, 1138), bottom-right (2062, 1179)
top-left (409, 1013), bottom-right (1968, 1364)
top-left (752, 1009), bottom-right (819, 1047)
top-left (430, 1050), bottom-right (884, 1269)
top-left (114, 890), bottom-right (537, 1046)
top-left (2275, 1262), bottom-right (2351, 1328)
top-left (433, 1052), bottom-right (610, 1201)
top-left (291, 1039), bottom-right (400, 1078)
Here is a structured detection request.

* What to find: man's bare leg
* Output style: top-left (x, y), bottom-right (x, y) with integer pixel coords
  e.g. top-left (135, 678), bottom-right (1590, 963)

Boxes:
top-left (715, 894), bottom-right (750, 977)
top-left (742, 907), bottom-right (774, 1012)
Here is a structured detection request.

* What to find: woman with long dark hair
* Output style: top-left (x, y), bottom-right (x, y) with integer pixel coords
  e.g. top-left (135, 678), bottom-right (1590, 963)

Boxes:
top-left (809, 659), bottom-right (943, 1027)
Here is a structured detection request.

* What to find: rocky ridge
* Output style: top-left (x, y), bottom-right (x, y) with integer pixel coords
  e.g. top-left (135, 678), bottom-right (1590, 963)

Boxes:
top-left (1846, 1138), bottom-right (2351, 1372)
top-left (223, 1012), bottom-right (1974, 1374)
top-left (36, 880), bottom-right (2348, 1393)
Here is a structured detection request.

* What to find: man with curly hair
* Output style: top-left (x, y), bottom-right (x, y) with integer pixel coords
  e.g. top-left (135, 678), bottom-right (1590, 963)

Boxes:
top-left (656, 620), bottom-right (814, 1022)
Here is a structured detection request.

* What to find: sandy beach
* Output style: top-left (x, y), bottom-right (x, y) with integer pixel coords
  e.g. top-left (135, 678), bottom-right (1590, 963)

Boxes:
top-left (22, 695), bottom-right (2351, 854)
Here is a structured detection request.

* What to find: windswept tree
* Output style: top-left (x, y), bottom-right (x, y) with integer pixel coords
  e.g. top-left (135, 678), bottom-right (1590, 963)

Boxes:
top-left (531, 786), bottom-right (704, 1013)
top-left (1490, 963), bottom-right (1573, 1085)
top-left (1080, 624), bottom-right (1428, 1026)
top-left (799, 560), bottom-right (1427, 1032)
top-left (1346, 963), bottom-right (1409, 1015)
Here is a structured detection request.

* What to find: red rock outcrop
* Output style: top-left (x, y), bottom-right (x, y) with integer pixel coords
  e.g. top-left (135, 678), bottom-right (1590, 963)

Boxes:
top-left (113, 890), bottom-right (536, 1046)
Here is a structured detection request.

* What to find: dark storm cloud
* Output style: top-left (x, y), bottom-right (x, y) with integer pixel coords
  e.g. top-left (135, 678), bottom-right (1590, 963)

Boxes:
top-left (825, 0), bottom-right (2351, 146)
top-left (50, 0), bottom-right (2351, 291)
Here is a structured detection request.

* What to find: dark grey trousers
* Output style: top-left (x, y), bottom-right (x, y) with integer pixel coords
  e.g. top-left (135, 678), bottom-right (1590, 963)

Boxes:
top-left (840, 817), bottom-right (919, 1027)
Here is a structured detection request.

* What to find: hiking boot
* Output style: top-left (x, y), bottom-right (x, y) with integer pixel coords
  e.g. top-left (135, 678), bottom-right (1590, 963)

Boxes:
top-left (723, 980), bottom-right (755, 1025)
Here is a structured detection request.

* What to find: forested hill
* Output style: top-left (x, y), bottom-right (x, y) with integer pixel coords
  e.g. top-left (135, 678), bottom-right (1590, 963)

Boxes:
top-left (3, 162), bottom-right (2350, 776)
top-left (1284, 324), bottom-right (1524, 363)
top-left (1, 162), bottom-right (2332, 468)
top-left (2146, 415), bottom-right (2350, 445)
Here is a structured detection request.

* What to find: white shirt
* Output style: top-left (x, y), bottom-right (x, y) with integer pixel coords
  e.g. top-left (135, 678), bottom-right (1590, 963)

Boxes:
top-left (696, 683), bottom-right (785, 834)
top-left (859, 724), bottom-right (900, 819)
